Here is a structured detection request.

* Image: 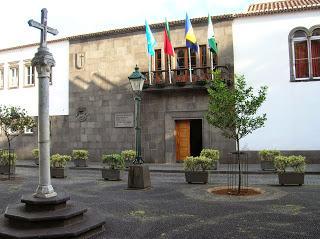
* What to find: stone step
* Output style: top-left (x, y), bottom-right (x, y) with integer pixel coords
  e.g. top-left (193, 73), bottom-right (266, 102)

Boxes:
top-left (5, 203), bottom-right (87, 225)
top-left (0, 209), bottom-right (105, 239)
top-left (21, 193), bottom-right (70, 211)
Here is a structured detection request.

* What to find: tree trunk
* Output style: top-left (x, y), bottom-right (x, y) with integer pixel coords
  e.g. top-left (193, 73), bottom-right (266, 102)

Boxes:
top-left (237, 138), bottom-right (241, 195)
top-left (8, 137), bottom-right (11, 180)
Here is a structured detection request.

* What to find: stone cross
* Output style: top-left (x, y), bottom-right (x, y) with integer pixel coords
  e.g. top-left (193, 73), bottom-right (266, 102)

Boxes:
top-left (28, 9), bottom-right (57, 199)
top-left (28, 8), bottom-right (58, 48)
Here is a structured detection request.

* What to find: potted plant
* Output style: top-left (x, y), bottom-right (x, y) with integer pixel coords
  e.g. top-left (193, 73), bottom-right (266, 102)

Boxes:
top-left (200, 149), bottom-right (219, 170)
top-left (101, 154), bottom-right (125, 181)
top-left (72, 149), bottom-right (88, 167)
top-left (32, 148), bottom-right (39, 165)
top-left (274, 155), bottom-right (306, 186)
top-left (121, 150), bottom-right (136, 168)
top-left (259, 150), bottom-right (280, 171)
top-left (184, 156), bottom-right (214, 184)
top-left (50, 154), bottom-right (71, 178)
top-left (0, 150), bottom-right (17, 175)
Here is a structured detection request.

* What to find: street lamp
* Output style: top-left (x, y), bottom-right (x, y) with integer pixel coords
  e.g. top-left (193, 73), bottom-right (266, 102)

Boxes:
top-left (127, 65), bottom-right (151, 189)
top-left (128, 65), bottom-right (145, 164)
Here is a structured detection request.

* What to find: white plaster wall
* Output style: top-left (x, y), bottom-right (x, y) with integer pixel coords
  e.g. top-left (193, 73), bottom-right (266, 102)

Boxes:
top-left (233, 10), bottom-right (320, 150)
top-left (0, 41), bottom-right (69, 116)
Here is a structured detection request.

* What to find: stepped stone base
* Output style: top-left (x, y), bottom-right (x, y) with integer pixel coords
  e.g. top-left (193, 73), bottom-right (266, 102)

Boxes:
top-left (128, 165), bottom-right (151, 189)
top-left (0, 192), bottom-right (105, 239)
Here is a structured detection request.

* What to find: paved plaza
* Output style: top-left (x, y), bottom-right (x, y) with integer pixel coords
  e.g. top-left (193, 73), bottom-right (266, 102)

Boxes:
top-left (0, 167), bottom-right (319, 239)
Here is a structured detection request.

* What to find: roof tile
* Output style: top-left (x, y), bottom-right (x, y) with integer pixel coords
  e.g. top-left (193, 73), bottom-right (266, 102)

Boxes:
top-left (247, 0), bottom-right (320, 13)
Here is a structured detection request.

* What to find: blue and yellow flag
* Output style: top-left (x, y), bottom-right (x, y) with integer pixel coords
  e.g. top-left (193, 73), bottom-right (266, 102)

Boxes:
top-left (145, 20), bottom-right (157, 56)
top-left (185, 13), bottom-right (198, 53)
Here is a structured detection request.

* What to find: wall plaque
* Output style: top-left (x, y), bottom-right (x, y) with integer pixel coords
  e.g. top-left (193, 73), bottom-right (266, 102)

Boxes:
top-left (114, 113), bottom-right (134, 128)
top-left (75, 52), bottom-right (85, 69)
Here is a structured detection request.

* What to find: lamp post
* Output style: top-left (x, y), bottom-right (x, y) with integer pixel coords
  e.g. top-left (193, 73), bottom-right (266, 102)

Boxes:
top-left (128, 65), bottom-right (145, 164)
top-left (127, 65), bottom-right (151, 189)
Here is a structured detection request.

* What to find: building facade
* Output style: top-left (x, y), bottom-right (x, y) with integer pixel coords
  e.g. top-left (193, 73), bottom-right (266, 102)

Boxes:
top-left (0, 16), bottom-right (235, 163)
top-left (233, 1), bottom-right (320, 162)
top-left (0, 40), bottom-right (69, 157)
top-left (1, 0), bottom-right (320, 163)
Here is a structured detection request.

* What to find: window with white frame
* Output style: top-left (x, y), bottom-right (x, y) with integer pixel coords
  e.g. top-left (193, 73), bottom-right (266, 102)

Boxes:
top-left (290, 26), bottom-right (320, 81)
top-left (24, 126), bottom-right (34, 135)
top-left (24, 62), bottom-right (35, 86)
top-left (0, 66), bottom-right (4, 89)
top-left (8, 64), bottom-right (19, 88)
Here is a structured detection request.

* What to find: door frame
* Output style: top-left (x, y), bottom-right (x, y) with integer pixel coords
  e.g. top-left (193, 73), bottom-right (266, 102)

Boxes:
top-left (174, 117), bottom-right (205, 163)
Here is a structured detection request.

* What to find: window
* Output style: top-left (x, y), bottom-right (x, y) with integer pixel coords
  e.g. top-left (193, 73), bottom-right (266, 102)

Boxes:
top-left (0, 66), bottom-right (4, 89)
top-left (311, 31), bottom-right (320, 78)
top-left (290, 26), bottom-right (320, 81)
top-left (8, 63), bottom-right (19, 88)
top-left (24, 126), bottom-right (34, 135)
top-left (199, 45), bottom-right (207, 67)
top-left (175, 48), bottom-right (187, 76)
top-left (154, 49), bottom-right (162, 83)
top-left (155, 49), bottom-right (162, 71)
top-left (175, 47), bottom-right (196, 75)
top-left (24, 62), bottom-right (35, 86)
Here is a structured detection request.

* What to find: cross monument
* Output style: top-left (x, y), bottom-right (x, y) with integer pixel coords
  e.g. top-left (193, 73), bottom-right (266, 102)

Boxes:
top-left (29, 8), bottom-right (58, 198)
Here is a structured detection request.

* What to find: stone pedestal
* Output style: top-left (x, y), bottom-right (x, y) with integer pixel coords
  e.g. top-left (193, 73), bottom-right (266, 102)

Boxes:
top-left (128, 165), bottom-right (151, 189)
top-left (0, 193), bottom-right (105, 238)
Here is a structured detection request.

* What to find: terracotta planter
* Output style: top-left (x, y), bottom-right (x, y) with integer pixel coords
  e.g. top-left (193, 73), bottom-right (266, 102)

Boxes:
top-left (0, 165), bottom-right (15, 175)
top-left (278, 172), bottom-right (304, 186)
top-left (155, 82), bottom-right (166, 88)
top-left (73, 159), bottom-right (88, 167)
top-left (102, 168), bottom-right (122, 181)
top-left (175, 80), bottom-right (187, 86)
top-left (195, 80), bottom-right (207, 86)
top-left (50, 167), bottom-right (67, 178)
top-left (260, 161), bottom-right (276, 171)
top-left (185, 171), bottom-right (208, 184)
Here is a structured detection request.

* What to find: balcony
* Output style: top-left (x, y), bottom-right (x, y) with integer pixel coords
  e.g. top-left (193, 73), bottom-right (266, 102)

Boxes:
top-left (142, 65), bottom-right (231, 91)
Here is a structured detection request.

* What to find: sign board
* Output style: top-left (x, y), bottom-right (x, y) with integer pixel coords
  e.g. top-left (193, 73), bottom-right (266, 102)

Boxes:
top-left (114, 113), bottom-right (134, 128)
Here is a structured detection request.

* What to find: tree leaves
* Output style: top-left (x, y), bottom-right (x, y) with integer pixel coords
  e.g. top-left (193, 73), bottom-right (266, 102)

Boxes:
top-left (206, 71), bottom-right (267, 141)
top-left (0, 105), bottom-right (36, 148)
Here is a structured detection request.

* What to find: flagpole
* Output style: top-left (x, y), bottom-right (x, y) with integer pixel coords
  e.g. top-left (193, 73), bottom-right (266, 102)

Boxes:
top-left (168, 56), bottom-right (172, 84)
top-left (210, 51), bottom-right (214, 80)
top-left (148, 55), bottom-right (152, 85)
top-left (188, 48), bottom-right (192, 82)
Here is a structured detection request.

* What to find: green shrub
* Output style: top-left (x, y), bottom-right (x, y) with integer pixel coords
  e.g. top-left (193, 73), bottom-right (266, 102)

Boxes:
top-left (50, 154), bottom-right (71, 168)
top-left (72, 149), bottom-right (89, 161)
top-left (184, 156), bottom-right (215, 172)
top-left (259, 150), bottom-right (281, 161)
top-left (102, 154), bottom-right (124, 170)
top-left (32, 148), bottom-right (39, 159)
top-left (0, 151), bottom-right (17, 165)
top-left (200, 149), bottom-right (219, 161)
top-left (121, 150), bottom-right (136, 162)
top-left (274, 155), bottom-right (306, 173)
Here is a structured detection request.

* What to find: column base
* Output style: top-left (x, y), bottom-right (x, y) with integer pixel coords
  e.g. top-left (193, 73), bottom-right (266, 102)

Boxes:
top-left (128, 165), bottom-right (151, 189)
top-left (33, 185), bottom-right (57, 198)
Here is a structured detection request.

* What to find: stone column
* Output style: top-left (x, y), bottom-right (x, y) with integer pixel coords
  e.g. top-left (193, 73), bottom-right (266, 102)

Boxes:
top-left (32, 47), bottom-right (57, 198)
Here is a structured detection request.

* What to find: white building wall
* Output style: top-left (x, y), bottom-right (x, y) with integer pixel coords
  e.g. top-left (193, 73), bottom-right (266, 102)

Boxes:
top-left (233, 10), bottom-right (320, 150)
top-left (0, 41), bottom-right (69, 116)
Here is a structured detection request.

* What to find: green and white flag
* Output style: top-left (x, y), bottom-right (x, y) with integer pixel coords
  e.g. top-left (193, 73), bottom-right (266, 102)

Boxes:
top-left (208, 14), bottom-right (218, 54)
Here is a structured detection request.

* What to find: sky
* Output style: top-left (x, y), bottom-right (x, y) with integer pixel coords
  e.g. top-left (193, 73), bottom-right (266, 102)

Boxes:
top-left (0, 0), bottom-right (271, 49)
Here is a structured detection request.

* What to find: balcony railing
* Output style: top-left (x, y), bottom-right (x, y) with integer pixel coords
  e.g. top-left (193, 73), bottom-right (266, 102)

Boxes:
top-left (142, 65), bottom-right (231, 89)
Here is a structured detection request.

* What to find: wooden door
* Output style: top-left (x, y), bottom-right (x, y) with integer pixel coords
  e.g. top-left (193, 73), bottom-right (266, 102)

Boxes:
top-left (175, 120), bottom-right (190, 161)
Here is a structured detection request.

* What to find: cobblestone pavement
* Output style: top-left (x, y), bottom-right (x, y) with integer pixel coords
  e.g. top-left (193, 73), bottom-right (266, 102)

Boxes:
top-left (0, 168), bottom-right (319, 239)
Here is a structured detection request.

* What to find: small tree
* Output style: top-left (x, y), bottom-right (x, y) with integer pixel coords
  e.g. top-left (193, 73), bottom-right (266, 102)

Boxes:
top-left (0, 105), bottom-right (36, 155)
top-left (206, 71), bottom-right (267, 194)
